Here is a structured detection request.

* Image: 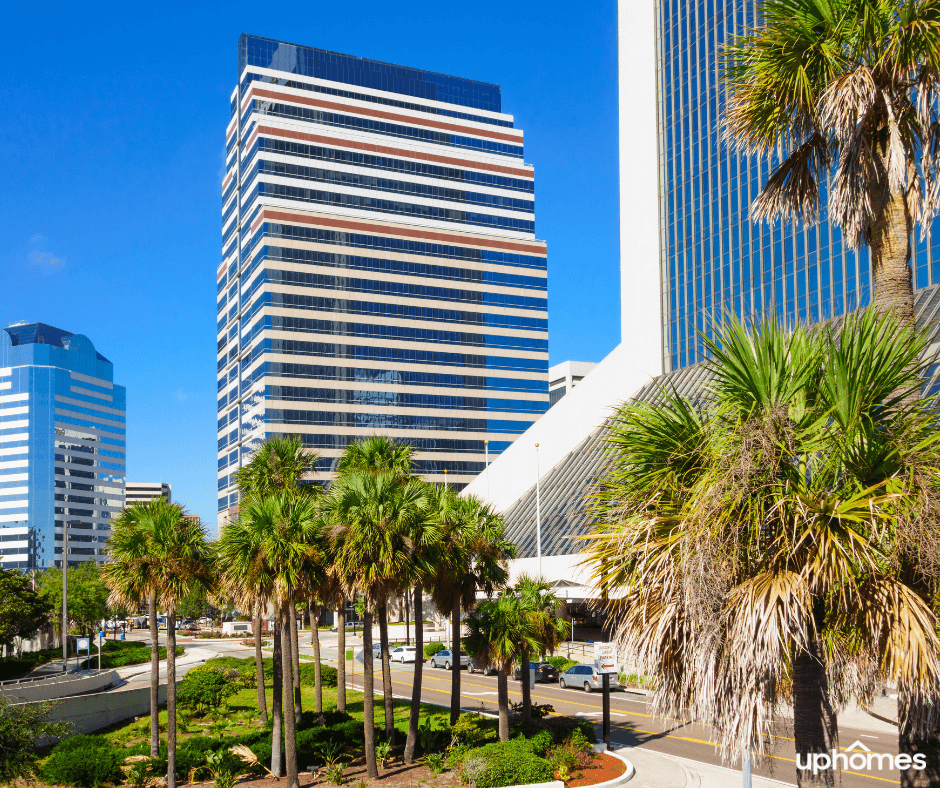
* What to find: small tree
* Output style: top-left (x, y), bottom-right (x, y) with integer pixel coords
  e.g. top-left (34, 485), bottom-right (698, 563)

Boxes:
top-left (0, 697), bottom-right (68, 782)
top-left (0, 569), bottom-right (52, 656)
top-left (38, 561), bottom-right (110, 639)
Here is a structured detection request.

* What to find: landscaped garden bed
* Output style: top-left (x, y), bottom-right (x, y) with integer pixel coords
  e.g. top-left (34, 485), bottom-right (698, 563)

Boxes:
top-left (15, 655), bottom-right (608, 788)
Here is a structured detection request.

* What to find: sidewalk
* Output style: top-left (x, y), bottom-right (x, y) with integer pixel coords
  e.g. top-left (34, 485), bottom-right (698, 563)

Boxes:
top-left (115, 647), bottom-right (219, 681)
top-left (619, 746), bottom-right (795, 788)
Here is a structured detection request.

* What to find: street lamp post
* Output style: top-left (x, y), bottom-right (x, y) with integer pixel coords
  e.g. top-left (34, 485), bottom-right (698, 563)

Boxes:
top-left (535, 443), bottom-right (542, 577)
top-left (484, 440), bottom-right (489, 499)
top-left (62, 522), bottom-right (67, 673)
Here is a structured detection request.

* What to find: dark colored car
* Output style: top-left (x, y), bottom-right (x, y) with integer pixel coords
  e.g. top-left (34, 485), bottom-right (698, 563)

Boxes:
top-left (467, 657), bottom-right (495, 676)
top-left (512, 661), bottom-right (559, 682)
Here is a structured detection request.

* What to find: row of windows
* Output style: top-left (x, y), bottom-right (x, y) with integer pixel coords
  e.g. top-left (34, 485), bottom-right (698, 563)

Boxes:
top-left (243, 291), bottom-right (548, 333)
top-left (248, 159), bottom-right (534, 212)
top-left (265, 408), bottom-right (535, 434)
top-left (240, 314), bottom-right (548, 353)
top-left (251, 137), bottom-right (532, 192)
top-left (54, 493), bottom-right (121, 506)
top-left (55, 415), bottom-right (125, 437)
top-left (237, 223), bottom-right (546, 273)
top-left (244, 181), bottom-right (535, 233)
top-left (241, 72), bottom-right (511, 127)
top-left (240, 246), bottom-right (546, 294)
top-left (54, 428), bottom-right (124, 449)
top-left (246, 337), bottom-right (547, 372)
top-left (242, 361), bottom-right (548, 393)
top-left (242, 268), bottom-right (547, 312)
top-left (257, 385), bottom-right (548, 414)
top-left (245, 101), bottom-right (522, 158)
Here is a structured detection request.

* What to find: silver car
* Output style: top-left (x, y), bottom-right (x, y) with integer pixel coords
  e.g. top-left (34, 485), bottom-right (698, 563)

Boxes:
top-left (429, 649), bottom-right (468, 670)
top-left (559, 664), bottom-right (621, 692)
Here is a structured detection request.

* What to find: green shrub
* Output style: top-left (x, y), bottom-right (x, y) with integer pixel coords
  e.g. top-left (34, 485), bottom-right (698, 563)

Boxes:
top-left (456, 739), bottom-right (554, 788)
top-left (42, 735), bottom-right (123, 787)
top-left (177, 669), bottom-right (237, 713)
top-left (0, 697), bottom-right (68, 782)
top-left (450, 712), bottom-right (498, 747)
top-left (196, 656), bottom-right (337, 688)
top-left (423, 642), bottom-right (445, 659)
top-left (545, 656), bottom-right (578, 673)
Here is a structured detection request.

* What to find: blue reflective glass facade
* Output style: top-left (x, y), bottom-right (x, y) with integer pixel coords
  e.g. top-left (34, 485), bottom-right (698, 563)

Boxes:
top-left (0, 323), bottom-right (126, 570)
top-left (238, 35), bottom-right (501, 112)
top-left (218, 36), bottom-right (547, 516)
top-left (657, 0), bottom-right (939, 370)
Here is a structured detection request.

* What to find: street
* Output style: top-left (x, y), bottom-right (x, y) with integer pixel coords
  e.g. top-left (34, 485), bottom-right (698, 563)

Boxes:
top-left (141, 631), bottom-right (902, 787)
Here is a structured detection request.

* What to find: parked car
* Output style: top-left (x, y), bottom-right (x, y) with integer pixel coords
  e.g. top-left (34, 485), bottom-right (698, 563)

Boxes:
top-left (429, 649), bottom-right (468, 670)
top-left (513, 661), bottom-right (559, 683)
top-left (467, 657), bottom-right (495, 676)
top-left (559, 664), bottom-right (621, 692)
top-left (371, 644), bottom-right (391, 658)
top-left (391, 646), bottom-right (418, 663)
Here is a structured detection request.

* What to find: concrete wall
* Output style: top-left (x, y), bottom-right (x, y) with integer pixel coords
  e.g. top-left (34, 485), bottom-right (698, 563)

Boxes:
top-left (0, 670), bottom-right (117, 701)
top-left (15, 683), bottom-right (169, 740)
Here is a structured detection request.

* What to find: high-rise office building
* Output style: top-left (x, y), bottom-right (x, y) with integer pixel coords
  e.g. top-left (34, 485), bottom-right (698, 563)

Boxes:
top-left (548, 361), bottom-right (597, 408)
top-left (217, 35), bottom-right (549, 518)
top-left (656, 0), bottom-right (939, 370)
top-left (125, 482), bottom-right (172, 505)
top-left (0, 323), bottom-right (126, 570)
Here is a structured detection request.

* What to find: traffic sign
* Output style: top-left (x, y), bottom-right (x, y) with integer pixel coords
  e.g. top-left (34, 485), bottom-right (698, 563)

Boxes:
top-left (594, 642), bottom-right (618, 675)
top-left (77, 638), bottom-right (90, 651)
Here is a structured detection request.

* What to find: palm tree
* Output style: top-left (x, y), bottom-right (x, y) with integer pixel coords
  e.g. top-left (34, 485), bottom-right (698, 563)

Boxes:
top-left (330, 470), bottom-right (425, 779)
top-left (463, 590), bottom-right (526, 742)
top-left (403, 481), bottom-right (446, 764)
top-left (236, 435), bottom-right (319, 727)
top-left (723, 0), bottom-right (940, 322)
top-left (335, 436), bottom-right (416, 745)
top-left (514, 576), bottom-right (569, 721)
top-left (586, 309), bottom-right (940, 788)
top-left (427, 491), bottom-right (513, 724)
top-left (103, 502), bottom-right (213, 788)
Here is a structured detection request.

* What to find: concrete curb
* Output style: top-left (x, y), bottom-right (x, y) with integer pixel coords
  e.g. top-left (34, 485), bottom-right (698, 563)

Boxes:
top-left (115, 647), bottom-right (217, 680)
top-left (594, 744), bottom-right (636, 786)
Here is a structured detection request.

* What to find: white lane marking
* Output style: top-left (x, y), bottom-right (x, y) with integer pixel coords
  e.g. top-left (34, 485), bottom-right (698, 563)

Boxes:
top-left (464, 691), bottom-right (499, 696)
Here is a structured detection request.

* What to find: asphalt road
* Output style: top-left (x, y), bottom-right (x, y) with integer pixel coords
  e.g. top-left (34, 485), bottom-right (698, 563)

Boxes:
top-left (135, 633), bottom-right (901, 787)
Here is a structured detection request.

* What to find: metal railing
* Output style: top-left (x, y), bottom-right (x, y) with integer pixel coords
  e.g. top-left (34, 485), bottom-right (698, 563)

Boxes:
top-left (0, 668), bottom-right (110, 688)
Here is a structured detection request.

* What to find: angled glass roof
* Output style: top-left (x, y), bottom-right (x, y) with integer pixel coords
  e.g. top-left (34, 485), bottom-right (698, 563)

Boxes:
top-left (2, 322), bottom-right (110, 362)
top-left (503, 283), bottom-right (940, 559)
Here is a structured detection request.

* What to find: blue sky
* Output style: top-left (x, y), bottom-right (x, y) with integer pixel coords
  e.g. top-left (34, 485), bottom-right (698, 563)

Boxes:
top-left (0, 0), bottom-right (621, 529)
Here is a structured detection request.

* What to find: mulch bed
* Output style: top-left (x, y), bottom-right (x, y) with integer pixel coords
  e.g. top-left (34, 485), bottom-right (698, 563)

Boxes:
top-left (566, 751), bottom-right (628, 787)
top-left (187, 755), bottom-right (461, 787)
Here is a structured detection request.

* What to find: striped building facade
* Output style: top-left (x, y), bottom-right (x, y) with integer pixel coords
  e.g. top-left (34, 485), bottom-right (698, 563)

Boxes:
top-left (0, 323), bottom-right (126, 570)
top-left (217, 35), bottom-right (549, 517)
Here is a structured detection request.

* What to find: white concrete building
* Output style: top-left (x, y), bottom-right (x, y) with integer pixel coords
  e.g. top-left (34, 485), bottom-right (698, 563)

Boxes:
top-left (125, 482), bottom-right (171, 505)
top-left (548, 360), bottom-right (597, 408)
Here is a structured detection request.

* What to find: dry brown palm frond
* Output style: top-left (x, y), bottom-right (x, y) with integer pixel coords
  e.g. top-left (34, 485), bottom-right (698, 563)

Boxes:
top-left (230, 743), bottom-right (275, 778)
top-left (831, 127), bottom-right (878, 247)
top-left (882, 90), bottom-right (911, 194)
top-left (750, 133), bottom-right (828, 225)
top-left (818, 67), bottom-right (878, 143)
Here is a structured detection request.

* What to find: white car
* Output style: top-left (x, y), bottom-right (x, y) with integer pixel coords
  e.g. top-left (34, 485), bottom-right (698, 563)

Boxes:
top-left (391, 646), bottom-right (418, 663)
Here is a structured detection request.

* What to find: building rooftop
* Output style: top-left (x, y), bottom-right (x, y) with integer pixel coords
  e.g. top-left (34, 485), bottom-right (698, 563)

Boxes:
top-left (238, 34), bottom-right (502, 113)
top-left (1, 322), bottom-right (110, 362)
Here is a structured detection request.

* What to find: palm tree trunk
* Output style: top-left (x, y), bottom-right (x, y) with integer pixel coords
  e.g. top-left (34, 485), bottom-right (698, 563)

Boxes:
top-left (792, 635), bottom-right (841, 788)
top-left (166, 609), bottom-right (177, 788)
top-left (450, 599), bottom-right (461, 725)
top-left (289, 604), bottom-right (301, 721)
top-left (497, 670), bottom-right (510, 742)
top-left (336, 598), bottom-right (346, 713)
top-left (309, 601), bottom-right (315, 645)
top-left (870, 170), bottom-right (915, 323)
top-left (254, 597), bottom-right (267, 725)
top-left (378, 605), bottom-right (395, 745)
top-left (148, 594), bottom-right (159, 758)
top-left (311, 605), bottom-right (323, 714)
top-left (404, 584), bottom-right (423, 763)
top-left (271, 616), bottom-right (283, 778)
top-left (520, 645), bottom-right (532, 722)
top-left (362, 610), bottom-right (378, 779)
top-left (280, 608), bottom-right (299, 788)
top-left (899, 703), bottom-right (939, 788)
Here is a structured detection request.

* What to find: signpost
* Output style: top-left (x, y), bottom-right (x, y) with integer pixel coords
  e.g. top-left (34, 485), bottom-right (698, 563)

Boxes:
top-left (77, 638), bottom-right (90, 673)
top-left (594, 642), bottom-right (618, 749)
top-left (96, 632), bottom-right (105, 671)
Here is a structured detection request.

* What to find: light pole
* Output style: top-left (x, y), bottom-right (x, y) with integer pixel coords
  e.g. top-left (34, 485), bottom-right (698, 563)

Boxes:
top-left (62, 522), bottom-right (68, 673)
top-left (484, 439), bottom-right (490, 499)
top-left (535, 443), bottom-right (542, 577)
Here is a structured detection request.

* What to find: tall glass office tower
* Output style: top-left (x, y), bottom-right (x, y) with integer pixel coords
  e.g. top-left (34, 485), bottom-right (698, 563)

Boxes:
top-left (217, 35), bottom-right (549, 517)
top-left (0, 323), bottom-right (126, 570)
top-left (656, 0), bottom-right (940, 370)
